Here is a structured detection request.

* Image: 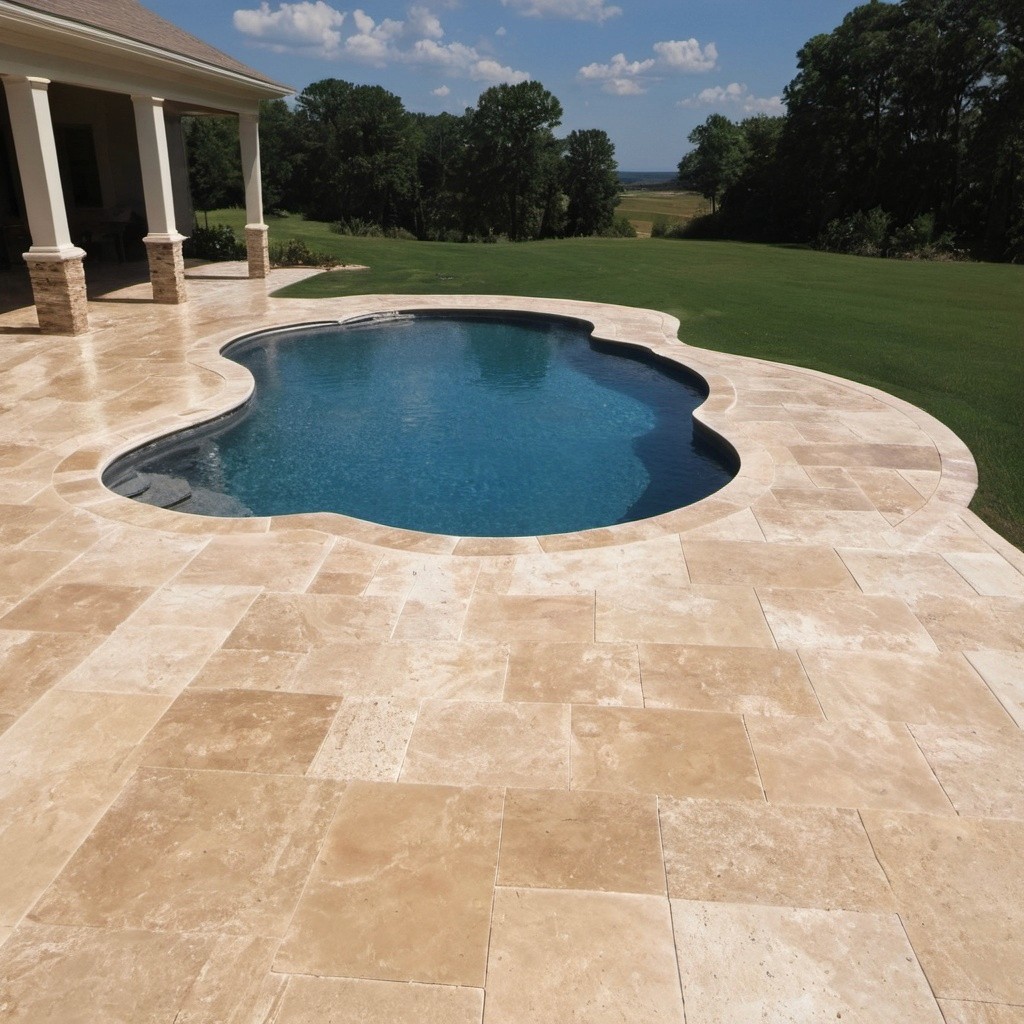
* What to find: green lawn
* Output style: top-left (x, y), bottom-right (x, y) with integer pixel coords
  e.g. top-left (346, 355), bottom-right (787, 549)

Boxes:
top-left (615, 191), bottom-right (709, 235)
top-left (205, 209), bottom-right (1024, 548)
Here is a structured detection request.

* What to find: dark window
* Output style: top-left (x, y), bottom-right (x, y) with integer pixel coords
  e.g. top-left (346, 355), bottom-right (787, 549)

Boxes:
top-left (55, 124), bottom-right (103, 208)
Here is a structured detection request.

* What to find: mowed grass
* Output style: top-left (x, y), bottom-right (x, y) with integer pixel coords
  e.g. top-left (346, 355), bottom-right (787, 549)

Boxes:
top-left (616, 190), bottom-right (709, 235)
top-left (206, 209), bottom-right (1024, 548)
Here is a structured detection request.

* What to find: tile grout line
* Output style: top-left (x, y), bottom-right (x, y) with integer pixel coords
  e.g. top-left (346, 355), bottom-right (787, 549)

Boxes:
top-left (656, 796), bottom-right (688, 1023)
top-left (904, 723), bottom-right (959, 816)
top-left (740, 714), bottom-right (768, 804)
top-left (480, 786), bottom-right (508, 1024)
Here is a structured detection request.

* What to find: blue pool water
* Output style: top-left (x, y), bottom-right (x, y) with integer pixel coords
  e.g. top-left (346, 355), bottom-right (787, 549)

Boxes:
top-left (106, 314), bottom-right (737, 537)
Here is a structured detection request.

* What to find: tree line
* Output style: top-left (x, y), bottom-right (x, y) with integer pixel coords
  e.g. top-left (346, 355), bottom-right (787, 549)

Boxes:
top-left (678, 0), bottom-right (1023, 261)
top-left (185, 79), bottom-right (627, 243)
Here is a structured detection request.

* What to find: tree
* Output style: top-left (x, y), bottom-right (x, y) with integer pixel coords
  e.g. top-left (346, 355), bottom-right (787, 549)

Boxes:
top-left (291, 79), bottom-right (419, 228)
top-left (183, 116), bottom-right (242, 224)
top-left (564, 129), bottom-right (620, 236)
top-left (679, 114), bottom-right (748, 214)
top-left (257, 99), bottom-right (296, 214)
top-left (412, 111), bottom-right (470, 239)
top-left (465, 81), bottom-right (564, 240)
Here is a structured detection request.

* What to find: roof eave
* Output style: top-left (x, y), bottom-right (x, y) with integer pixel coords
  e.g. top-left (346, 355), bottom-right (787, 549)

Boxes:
top-left (0, 1), bottom-right (293, 100)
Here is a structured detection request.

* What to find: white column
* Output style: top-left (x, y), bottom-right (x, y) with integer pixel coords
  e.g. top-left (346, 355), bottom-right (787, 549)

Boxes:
top-left (239, 112), bottom-right (270, 279)
top-left (2, 75), bottom-right (85, 261)
top-left (239, 112), bottom-right (264, 228)
top-left (2, 75), bottom-right (89, 334)
top-left (132, 95), bottom-right (187, 303)
top-left (131, 95), bottom-right (183, 242)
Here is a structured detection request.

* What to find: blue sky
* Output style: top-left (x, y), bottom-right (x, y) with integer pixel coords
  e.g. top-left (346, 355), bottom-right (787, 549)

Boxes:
top-left (147, 0), bottom-right (864, 170)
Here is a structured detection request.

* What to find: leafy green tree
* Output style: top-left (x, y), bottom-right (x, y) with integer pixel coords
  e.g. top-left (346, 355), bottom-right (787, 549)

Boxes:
top-left (678, 114), bottom-right (749, 214)
top-left (292, 79), bottom-right (418, 228)
top-left (465, 81), bottom-right (564, 240)
top-left (183, 116), bottom-right (242, 225)
top-left (257, 99), bottom-right (296, 214)
top-left (412, 111), bottom-right (470, 239)
top-left (563, 129), bottom-right (620, 236)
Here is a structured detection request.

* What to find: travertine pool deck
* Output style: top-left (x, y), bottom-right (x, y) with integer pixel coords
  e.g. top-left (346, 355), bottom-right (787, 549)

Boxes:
top-left (0, 264), bottom-right (1022, 1023)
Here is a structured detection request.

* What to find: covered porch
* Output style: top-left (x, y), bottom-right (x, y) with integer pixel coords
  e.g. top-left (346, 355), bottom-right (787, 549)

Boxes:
top-left (0, 1), bottom-right (290, 335)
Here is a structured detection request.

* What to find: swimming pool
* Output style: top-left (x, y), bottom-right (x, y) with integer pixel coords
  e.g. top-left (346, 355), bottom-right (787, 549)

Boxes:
top-left (104, 312), bottom-right (737, 537)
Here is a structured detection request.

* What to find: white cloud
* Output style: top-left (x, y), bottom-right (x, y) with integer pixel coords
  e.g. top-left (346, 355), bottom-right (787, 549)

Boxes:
top-left (234, 3), bottom-right (530, 83)
top-left (495, 25), bottom-right (507, 37)
top-left (501, 0), bottom-right (621, 22)
top-left (679, 82), bottom-right (785, 115)
top-left (652, 39), bottom-right (718, 73)
top-left (577, 37), bottom-right (717, 95)
top-left (233, 1), bottom-right (346, 56)
top-left (432, 84), bottom-right (451, 96)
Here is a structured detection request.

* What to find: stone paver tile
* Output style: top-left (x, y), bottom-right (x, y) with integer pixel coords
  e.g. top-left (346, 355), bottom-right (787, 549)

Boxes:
top-left (0, 547), bottom-right (79, 605)
top-left (504, 641), bottom-right (642, 706)
top-left (305, 540), bottom-right (383, 595)
top-left (124, 583), bottom-right (260, 632)
top-left (965, 651), bottom-right (1024, 728)
top-left (224, 593), bottom-right (405, 652)
top-left (176, 534), bottom-right (332, 591)
top-left (485, 887), bottom-right (684, 1024)
top-left (571, 706), bottom-right (762, 800)
top-left (945, 552), bottom-right (1024, 598)
top-left (57, 624), bottom-right (227, 696)
top-left (295, 640), bottom-right (508, 699)
top-left (769, 486), bottom-right (877, 512)
top-left (188, 648), bottom-right (304, 691)
top-left (0, 583), bottom-right (153, 635)
top-left (463, 593), bottom-right (594, 642)
top-left (753, 506), bottom-right (892, 547)
top-left (391, 560), bottom-right (481, 641)
top-left (939, 1002), bottom-right (1024, 1024)
top-left (673, 901), bottom-right (943, 1024)
top-left (498, 788), bottom-right (664, 894)
top-left (0, 923), bottom-right (278, 1024)
top-left (272, 976), bottom-right (483, 1024)
top-left (847, 467), bottom-right (930, 517)
top-left (789, 442), bottom-right (940, 471)
top-left (838, 549), bottom-right (980, 600)
top-left (639, 644), bottom-right (820, 717)
top-left (596, 584), bottom-right (775, 647)
top-left (863, 811), bottom-right (1024, 1003)
top-left (309, 697), bottom-right (419, 781)
top-left (912, 596), bottom-right (1024, 653)
top-left (275, 780), bottom-right (502, 986)
top-left (0, 630), bottom-right (100, 719)
top-left (746, 716), bottom-right (953, 813)
top-left (0, 691), bottom-right (169, 925)
top-left (139, 690), bottom-right (340, 774)
top-left (911, 724), bottom-right (1024, 820)
top-left (401, 700), bottom-right (569, 789)
top-left (660, 797), bottom-right (893, 911)
top-left (759, 588), bottom-right (939, 654)
top-left (29, 767), bottom-right (341, 936)
top-left (801, 650), bottom-right (1013, 727)
top-left (681, 539), bottom-right (857, 590)
top-left (51, 529), bottom-right (206, 589)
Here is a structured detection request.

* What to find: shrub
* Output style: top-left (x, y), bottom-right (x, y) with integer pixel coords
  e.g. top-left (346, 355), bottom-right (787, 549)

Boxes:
top-left (599, 216), bottom-right (638, 238)
top-left (332, 218), bottom-right (384, 237)
top-left (269, 238), bottom-right (338, 268)
top-left (817, 207), bottom-right (892, 257)
top-left (650, 215), bottom-right (670, 238)
top-left (183, 224), bottom-right (246, 261)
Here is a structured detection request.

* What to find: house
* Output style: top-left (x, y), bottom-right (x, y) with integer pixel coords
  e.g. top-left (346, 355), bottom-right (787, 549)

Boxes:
top-left (0, 0), bottom-right (292, 334)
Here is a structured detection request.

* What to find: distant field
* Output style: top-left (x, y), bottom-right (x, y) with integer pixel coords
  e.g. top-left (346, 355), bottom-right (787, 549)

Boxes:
top-left (616, 191), bottom-right (709, 235)
top-left (201, 208), bottom-right (1024, 548)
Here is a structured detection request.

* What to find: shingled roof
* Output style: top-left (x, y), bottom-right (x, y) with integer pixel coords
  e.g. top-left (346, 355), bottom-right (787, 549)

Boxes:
top-left (7, 0), bottom-right (290, 90)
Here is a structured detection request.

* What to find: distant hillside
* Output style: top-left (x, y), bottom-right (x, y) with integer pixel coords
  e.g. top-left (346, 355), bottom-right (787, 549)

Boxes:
top-left (618, 171), bottom-right (678, 189)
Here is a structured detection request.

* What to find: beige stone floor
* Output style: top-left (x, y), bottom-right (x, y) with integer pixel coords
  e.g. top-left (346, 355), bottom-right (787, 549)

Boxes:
top-left (0, 262), bottom-right (1022, 1023)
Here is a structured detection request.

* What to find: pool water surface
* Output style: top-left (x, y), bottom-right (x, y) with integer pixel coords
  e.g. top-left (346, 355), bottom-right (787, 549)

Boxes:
top-left (106, 314), bottom-right (737, 537)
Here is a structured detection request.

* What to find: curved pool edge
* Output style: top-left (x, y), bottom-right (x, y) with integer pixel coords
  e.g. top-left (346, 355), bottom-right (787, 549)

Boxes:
top-left (51, 293), bottom-right (978, 557)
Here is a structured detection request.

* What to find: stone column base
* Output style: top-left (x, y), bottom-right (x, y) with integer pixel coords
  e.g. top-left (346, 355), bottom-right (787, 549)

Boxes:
top-left (245, 224), bottom-right (270, 279)
top-left (25, 254), bottom-right (89, 335)
top-left (144, 237), bottom-right (187, 304)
